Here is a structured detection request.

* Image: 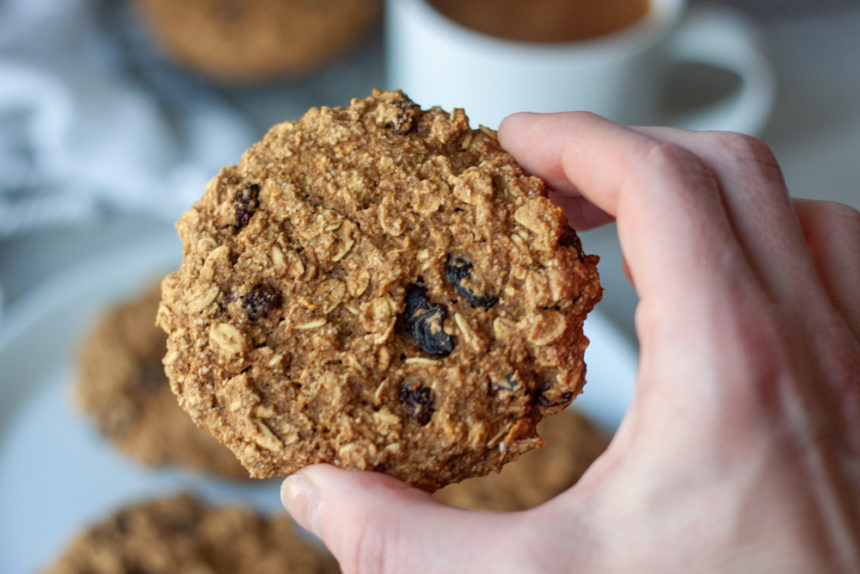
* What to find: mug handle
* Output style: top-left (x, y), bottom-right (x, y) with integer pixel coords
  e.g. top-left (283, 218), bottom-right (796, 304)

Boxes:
top-left (665, 6), bottom-right (776, 135)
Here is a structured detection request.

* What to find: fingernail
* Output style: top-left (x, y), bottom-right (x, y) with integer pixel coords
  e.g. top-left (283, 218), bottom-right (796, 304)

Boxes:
top-left (281, 471), bottom-right (321, 532)
top-left (281, 470), bottom-right (319, 507)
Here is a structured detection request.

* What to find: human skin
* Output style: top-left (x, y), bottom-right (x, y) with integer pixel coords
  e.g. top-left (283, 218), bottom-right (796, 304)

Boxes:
top-left (281, 112), bottom-right (860, 574)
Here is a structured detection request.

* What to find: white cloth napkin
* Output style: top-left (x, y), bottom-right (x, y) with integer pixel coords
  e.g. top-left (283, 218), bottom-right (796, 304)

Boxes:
top-left (0, 0), bottom-right (382, 236)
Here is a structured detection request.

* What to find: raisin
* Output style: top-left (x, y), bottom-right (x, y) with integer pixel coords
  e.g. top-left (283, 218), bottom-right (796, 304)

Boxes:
top-left (170, 513), bottom-right (200, 535)
top-left (241, 284), bottom-right (281, 321)
top-left (489, 373), bottom-right (519, 395)
top-left (112, 512), bottom-right (130, 534)
top-left (402, 284), bottom-right (454, 357)
top-left (386, 98), bottom-right (420, 135)
top-left (534, 383), bottom-right (575, 408)
top-left (233, 183), bottom-right (260, 230)
top-left (446, 255), bottom-right (498, 309)
top-left (559, 226), bottom-right (586, 262)
top-left (93, 512), bottom-right (130, 541)
top-left (399, 379), bottom-right (435, 425)
top-left (558, 226), bottom-right (580, 248)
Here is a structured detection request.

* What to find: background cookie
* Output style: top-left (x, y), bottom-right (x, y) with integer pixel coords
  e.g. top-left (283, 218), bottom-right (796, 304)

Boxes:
top-left (76, 284), bottom-right (249, 480)
top-left (433, 408), bottom-right (609, 511)
top-left (41, 493), bottom-right (339, 574)
top-left (135, 0), bottom-right (381, 83)
top-left (158, 89), bottom-right (602, 490)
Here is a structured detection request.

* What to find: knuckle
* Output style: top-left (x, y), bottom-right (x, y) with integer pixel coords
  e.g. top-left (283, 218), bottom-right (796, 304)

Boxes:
top-left (339, 521), bottom-right (393, 574)
top-left (641, 140), bottom-right (713, 185)
top-left (643, 139), bottom-right (693, 167)
top-left (798, 199), bottom-right (860, 239)
top-left (710, 131), bottom-right (770, 158)
top-left (572, 110), bottom-right (604, 123)
top-left (642, 139), bottom-right (700, 172)
top-left (817, 200), bottom-right (860, 231)
top-left (710, 131), bottom-right (784, 178)
top-left (515, 508), bottom-right (591, 572)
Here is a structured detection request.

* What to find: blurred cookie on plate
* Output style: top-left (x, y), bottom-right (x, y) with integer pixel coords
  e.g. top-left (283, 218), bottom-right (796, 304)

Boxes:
top-left (135, 0), bottom-right (381, 83)
top-left (75, 284), bottom-right (249, 480)
top-left (433, 408), bottom-right (609, 511)
top-left (40, 493), bottom-right (340, 574)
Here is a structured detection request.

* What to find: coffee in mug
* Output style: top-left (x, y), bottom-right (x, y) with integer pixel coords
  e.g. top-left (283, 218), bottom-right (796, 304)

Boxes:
top-left (387, 0), bottom-right (774, 134)
top-left (428, 0), bottom-right (650, 43)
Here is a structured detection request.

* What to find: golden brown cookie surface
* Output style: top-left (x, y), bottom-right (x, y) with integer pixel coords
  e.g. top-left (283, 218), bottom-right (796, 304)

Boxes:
top-left (433, 409), bottom-right (609, 511)
top-left (135, 0), bottom-right (380, 83)
top-left (76, 285), bottom-right (249, 480)
top-left (158, 90), bottom-right (602, 490)
top-left (41, 494), bottom-right (339, 574)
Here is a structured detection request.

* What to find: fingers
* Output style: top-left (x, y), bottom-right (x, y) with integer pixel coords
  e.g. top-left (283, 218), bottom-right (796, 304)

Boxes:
top-left (499, 114), bottom-right (581, 197)
top-left (498, 111), bottom-right (860, 444)
top-left (627, 128), bottom-right (860, 415)
top-left (500, 112), bottom-right (760, 341)
top-left (631, 126), bottom-right (826, 310)
top-left (500, 112), bottom-right (613, 230)
top-left (503, 113), bottom-right (850, 327)
top-left (501, 111), bottom-right (860, 444)
top-left (281, 465), bottom-right (538, 574)
top-left (547, 190), bottom-right (615, 230)
top-left (793, 198), bottom-right (860, 338)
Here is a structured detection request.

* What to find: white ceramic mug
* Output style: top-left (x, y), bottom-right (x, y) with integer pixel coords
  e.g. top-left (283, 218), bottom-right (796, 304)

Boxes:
top-left (386, 0), bottom-right (775, 135)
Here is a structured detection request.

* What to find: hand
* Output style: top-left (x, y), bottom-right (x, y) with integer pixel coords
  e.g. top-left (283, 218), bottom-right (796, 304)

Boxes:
top-left (281, 112), bottom-right (860, 573)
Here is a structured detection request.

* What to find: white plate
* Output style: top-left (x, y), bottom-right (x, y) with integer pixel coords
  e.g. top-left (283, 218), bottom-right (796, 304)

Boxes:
top-left (0, 232), bottom-right (636, 574)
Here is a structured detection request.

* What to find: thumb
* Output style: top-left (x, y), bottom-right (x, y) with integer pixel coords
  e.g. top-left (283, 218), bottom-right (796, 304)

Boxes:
top-left (281, 464), bottom-right (535, 574)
